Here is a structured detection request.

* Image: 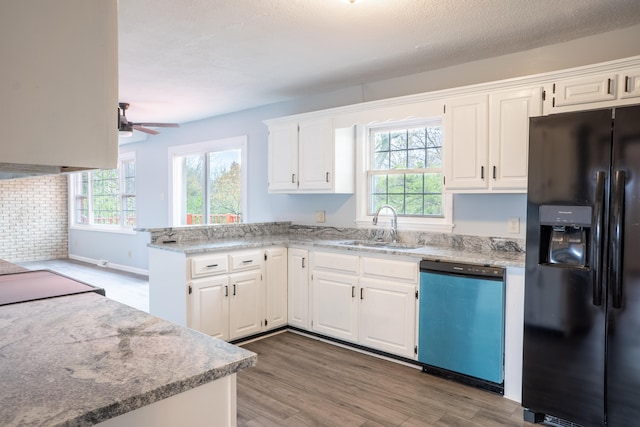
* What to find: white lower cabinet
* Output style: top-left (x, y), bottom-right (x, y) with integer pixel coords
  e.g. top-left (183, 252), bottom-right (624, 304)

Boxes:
top-left (229, 269), bottom-right (263, 340)
top-left (311, 270), bottom-right (359, 342)
top-left (265, 247), bottom-right (288, 330)
top-left (308, 250), bottom-right (419, 358)
top-left (358, 277), bottom-right (417, 359)
top-left (184, 248), bottom-right (287, 341)
top-left (288, 248), bottom-right (309, 329)
top-left (189, 275), bottom-right (230, 340)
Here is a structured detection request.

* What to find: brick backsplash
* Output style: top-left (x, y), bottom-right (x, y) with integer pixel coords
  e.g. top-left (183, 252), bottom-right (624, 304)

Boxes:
top-left (0, 175), bottom-right (68, 262)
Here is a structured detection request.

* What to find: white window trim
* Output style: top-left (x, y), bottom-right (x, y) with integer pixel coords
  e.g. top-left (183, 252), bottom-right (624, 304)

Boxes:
top-left (68, 150), bottom-right (137, 234)
top-left (355, 120), bottom-right (454, 233)
top-left (167, 135), bottom-right (248, 227)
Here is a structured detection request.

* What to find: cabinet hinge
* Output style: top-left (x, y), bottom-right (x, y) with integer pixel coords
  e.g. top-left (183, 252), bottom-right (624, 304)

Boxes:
top-left (552, 83), bottom-right (556, 94)
top-left (414, 345), bottom-right (418, 355)
top-left (443, 176), bottom-right (446, 186)
top-left (542, 90), bottom-right (546, 101)
top-left (265, 319), bottom-right (268, 327)
top-left (264, 253), bottom-right (268, 261)
top-left (188, 285), bottom-right (192, 295)
top-left (443, 104), bottom-right (446, 114)
top-left (415, 289), bottom-right (419, 299)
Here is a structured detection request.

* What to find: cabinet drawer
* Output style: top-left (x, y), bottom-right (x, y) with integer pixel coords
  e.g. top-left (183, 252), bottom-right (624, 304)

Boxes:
top-left (230, 250), bottom-right (262, 272)
top-left (190, 254), bottom-right (228, 279)
top-left (313, 251), bottom-right (359, 274)
top-left (361, 257), bottom-right (418, 283)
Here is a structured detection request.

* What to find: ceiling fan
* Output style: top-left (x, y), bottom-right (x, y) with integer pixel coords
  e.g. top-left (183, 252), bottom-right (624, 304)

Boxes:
top-left (118, 102), bottom-right (180, 136)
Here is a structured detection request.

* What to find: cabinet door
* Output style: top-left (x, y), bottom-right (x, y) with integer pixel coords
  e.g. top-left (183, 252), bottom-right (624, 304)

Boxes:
top-left (268, 122), bottom-right (298, 192)
top-left (288, 248), bottom-right (310, 329)
top-left (189, 276), bottom-right (230, 341)
top-left (443, 95), bottom-right (489, 190)
top-left (229, 270), bottom-right (263, 340)
top-left (359, 278), bottom-right (417, 358)
top-left (489, 88), bottom-right (542, 191)
top-left (552, 74), bottom-right (617, 108)
top-left (298, 117), bottom-right (334, 191)
top-left (265, 247), bottom-right (288, 330)
top-left (620, 68), bottom-right (640, 99)
top-left (311, 270), bottom-right (358, 342)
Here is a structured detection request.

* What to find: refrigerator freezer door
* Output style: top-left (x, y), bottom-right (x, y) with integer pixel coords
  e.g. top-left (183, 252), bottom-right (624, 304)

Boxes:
top-left (523, 109), bottom-right (612, 427)
top-left (606, 104), bottom-right (640, 427)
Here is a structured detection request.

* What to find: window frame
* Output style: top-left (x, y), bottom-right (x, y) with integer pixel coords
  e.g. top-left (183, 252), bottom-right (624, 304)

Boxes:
top-left (167, 136), bottom-right (247, 227)
top-left (355, 118), bottom-right (453, 232)
top-left (68, 151), bottom-right (137, 234)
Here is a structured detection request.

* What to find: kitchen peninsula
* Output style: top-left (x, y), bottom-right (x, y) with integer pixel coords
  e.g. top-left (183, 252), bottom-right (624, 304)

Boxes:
top-left (0, 263), bottom-right (256, 427)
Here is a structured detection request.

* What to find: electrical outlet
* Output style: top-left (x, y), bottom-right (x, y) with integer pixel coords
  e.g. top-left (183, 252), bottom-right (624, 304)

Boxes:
top-left (315, 210), bottom-right (326, 223)
top-left (508, 217), bottom-right (520, 234)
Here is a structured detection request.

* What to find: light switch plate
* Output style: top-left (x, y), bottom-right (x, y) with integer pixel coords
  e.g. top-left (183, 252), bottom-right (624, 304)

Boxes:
top-left (508, 217), bottom-right (520, 234)
top-left (316, 210), bottom-right (326, 223)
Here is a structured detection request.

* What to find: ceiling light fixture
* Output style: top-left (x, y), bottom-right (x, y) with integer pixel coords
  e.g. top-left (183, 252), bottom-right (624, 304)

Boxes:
top-left (119, 130), bottom-right (133, 138)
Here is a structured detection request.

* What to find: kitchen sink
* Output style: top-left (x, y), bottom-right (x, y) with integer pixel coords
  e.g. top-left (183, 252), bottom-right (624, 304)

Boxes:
top-left (336, 240), bottom-right (422, 250)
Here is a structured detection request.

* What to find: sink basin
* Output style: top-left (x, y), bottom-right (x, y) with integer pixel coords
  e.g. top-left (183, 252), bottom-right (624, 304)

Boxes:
top-left (336, 240), bottom-right (422, 250)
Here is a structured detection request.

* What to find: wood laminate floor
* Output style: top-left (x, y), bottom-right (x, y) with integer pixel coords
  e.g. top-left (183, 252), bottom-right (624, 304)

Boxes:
top-left (237, 332), bottom-right (534, 427)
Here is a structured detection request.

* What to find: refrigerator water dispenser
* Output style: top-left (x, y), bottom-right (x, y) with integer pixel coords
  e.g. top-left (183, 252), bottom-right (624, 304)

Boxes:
top-left (539, 205), bottom-right (592, 267)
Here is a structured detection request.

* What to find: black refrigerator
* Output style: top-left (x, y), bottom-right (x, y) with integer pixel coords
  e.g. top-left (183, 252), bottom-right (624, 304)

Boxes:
top-left (523, 105), bottom-right (640, 427)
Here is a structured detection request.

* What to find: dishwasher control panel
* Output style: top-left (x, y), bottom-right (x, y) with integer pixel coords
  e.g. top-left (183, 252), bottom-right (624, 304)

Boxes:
top-left (420, 259), bottom-right (504, 278)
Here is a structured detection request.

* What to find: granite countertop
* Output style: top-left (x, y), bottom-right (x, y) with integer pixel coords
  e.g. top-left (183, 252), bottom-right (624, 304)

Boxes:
top-left (149, 234), bottom-right (525, 268)
top-left (0, 292), bottom-right (257, 427)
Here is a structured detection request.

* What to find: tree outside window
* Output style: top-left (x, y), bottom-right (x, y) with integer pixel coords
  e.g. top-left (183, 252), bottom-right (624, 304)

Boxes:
top-left (369, 121), bottom-right (443, 217)
top-left (71, 154), bottom-right (136, 228)
top-left (177, 148), bottom-right (242, 225)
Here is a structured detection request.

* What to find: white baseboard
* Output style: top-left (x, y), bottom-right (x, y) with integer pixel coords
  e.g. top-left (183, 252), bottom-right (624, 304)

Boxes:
top-left (68, 254), bottom-right (149, 276)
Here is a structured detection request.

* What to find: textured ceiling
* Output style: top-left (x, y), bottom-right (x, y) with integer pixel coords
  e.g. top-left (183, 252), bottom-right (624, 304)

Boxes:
top-left (118, 0), bottom-right (640, 125)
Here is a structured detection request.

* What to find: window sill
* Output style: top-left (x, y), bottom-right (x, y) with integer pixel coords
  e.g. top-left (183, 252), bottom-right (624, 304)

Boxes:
top-left (69, 225), bottom-right (138, 235)
top-left (354, 218), bottom-right (454, 233)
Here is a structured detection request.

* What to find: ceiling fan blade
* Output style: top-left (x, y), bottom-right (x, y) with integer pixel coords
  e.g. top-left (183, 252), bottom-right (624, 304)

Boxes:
top-left (132, 125), bottom-right (160, 135)
top-left (133, 122), bottom-right (180, 128)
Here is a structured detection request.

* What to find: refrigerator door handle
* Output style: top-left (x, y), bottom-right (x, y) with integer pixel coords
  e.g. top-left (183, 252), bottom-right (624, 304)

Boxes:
top-left (592, 171), bottom-right (606, 306)
top-left (611, 170), bottom-right (625, 309)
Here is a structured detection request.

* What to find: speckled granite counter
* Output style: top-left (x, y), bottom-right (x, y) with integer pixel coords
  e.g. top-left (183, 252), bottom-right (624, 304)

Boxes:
top-left (0, 292), bottom-right (256, 427)
top-left (148, 234), bottom-right (525, 268)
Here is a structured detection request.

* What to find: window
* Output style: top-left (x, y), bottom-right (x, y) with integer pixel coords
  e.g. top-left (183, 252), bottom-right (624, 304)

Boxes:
top-left (169, 136), bottom-right (247, 226)
top-left (369, 120), bottom-right (443, 216)
top-left (71, 153), bottom-right (136, 229)
top-left (357, 117), bottom-right (452, 232)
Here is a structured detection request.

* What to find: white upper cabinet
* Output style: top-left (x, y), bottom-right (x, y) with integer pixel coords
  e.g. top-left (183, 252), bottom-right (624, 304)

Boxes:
top-left (1, 0), bottom-right (118, 175)
top-left (545, 67), bottom-right (640, 114)
top-left (619, 67), bottom-right (640, 99)
top-left (550, 73), bottom-right (617, 110)
top-left (266, 116), bottom-right (355, 194)
top-left (444, 88), bottom-right (542, 193)
top-left (488, 87), bottom-right (543, 191)
top-left (443, 94), bottom-right (489, 190)
top-left (267, 122), bottom-right (299, 192)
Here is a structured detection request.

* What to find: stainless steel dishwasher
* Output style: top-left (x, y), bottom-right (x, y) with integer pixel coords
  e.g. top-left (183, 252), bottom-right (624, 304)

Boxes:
top-left (418, 259), bottom-right (505, 393)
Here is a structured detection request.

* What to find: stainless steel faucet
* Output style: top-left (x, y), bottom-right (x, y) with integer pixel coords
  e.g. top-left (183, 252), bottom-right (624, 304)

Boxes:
top-left (372, 204), bottom-right (398, 243)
